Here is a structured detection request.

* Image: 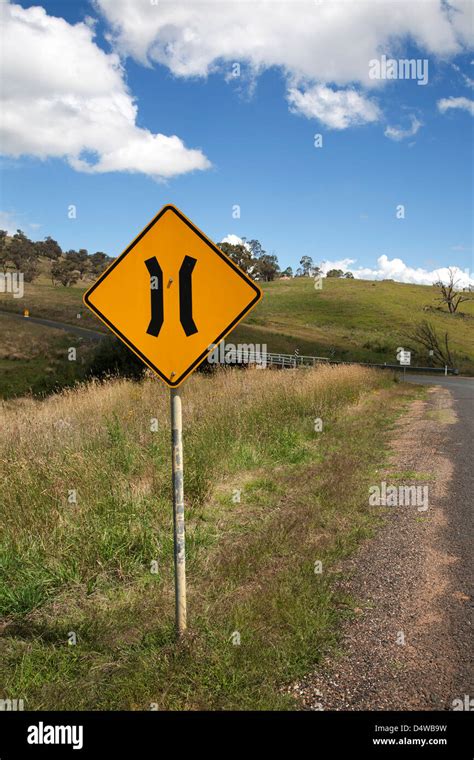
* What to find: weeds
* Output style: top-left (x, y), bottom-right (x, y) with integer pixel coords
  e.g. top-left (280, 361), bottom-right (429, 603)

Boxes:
top-left (0, 365), bottom-right (418, 709)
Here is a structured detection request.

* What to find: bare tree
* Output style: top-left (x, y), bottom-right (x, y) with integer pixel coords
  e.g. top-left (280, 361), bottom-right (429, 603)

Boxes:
top-left (434, 267), bottom-right (472, 314)
top-left (405, 321), bottom-right (454, 368)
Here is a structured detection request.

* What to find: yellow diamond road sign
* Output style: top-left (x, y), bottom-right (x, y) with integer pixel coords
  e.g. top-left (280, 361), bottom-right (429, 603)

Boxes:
top-left (83, 205), bottom-right (263, 387)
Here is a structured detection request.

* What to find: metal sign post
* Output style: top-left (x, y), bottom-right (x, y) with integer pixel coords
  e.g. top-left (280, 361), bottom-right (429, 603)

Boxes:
top-left (397, 347), bottom-right (410, 380)
top-left (170, 387), bottom-right (187, 636)
top-left (83, 204), bottom-right (262, 634)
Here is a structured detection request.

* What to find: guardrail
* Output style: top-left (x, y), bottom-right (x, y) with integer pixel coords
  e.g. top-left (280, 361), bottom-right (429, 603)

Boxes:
top-left (357, 363), bottom-right (458, 375)
top-left (266, 352), bottom-right (330, 368)
top-left (221, 351), bottom-right (458, 375)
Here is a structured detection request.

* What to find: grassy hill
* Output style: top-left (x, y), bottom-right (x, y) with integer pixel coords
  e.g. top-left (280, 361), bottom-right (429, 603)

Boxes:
top-left (1, 272), bottom-right (472, 397)
top-left (234, 276), bottom-right (474, 372)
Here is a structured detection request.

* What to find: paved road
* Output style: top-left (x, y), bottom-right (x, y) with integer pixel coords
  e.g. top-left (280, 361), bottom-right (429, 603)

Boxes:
top-left (0, 309), bottom-right (105, 342)
top-left (404, 372), bottom-right (474, 397)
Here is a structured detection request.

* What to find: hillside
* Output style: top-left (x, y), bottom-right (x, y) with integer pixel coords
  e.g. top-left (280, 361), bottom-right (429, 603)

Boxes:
top-left (1, 273), bottom-right (472, 397)
top-left (234, 277), bottom-right (474, 372)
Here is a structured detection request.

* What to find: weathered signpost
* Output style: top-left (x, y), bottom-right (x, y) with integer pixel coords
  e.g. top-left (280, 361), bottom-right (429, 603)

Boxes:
top-left (83, 205), bottom-right (262, 635)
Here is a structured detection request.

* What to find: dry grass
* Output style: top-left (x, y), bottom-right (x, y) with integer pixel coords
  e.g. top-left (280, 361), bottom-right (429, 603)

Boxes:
top-left (0, 364), bottom-right (418, 709)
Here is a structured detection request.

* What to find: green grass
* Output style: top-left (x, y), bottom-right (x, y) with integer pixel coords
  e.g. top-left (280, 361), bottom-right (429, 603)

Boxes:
top-left (2, 275), bottom-right (472, 389)
top-left (0, 365), bottom-right (421, 709)
top-left (235, 277), bottom-right (474, 373)
top-left (0, 315), bottom-right (92, 398)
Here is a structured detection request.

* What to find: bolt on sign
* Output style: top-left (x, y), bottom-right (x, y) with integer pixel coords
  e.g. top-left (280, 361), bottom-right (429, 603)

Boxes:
top-left (83, 205), bottom-right (262, 387)
top-left (83, 205), bottom-right (262, 637)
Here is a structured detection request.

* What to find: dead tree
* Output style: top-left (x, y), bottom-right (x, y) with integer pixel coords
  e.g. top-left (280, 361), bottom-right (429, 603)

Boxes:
top-left (434, 267), bottom-right (472, 314)
top-left (405, 321), bottom-right (454, 368)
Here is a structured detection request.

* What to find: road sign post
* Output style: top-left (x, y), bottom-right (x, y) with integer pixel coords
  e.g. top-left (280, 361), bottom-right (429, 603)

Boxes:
top-left (397, 347), bottom-right (411, 380)
top-left (83, 204), bottom-right (262, 636)
top-left (170, 387), bottom-right (186, 635)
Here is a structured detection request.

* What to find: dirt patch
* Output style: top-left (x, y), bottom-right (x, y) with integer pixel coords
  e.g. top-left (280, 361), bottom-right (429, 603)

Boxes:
top-left (289, 386), bottom-right (472, 710)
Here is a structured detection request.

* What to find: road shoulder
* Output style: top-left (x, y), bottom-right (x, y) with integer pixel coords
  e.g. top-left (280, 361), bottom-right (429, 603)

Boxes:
top-left (290, 384), bottom-right (472, 710)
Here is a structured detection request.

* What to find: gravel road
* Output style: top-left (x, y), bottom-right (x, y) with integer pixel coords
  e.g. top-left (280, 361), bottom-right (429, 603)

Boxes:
top-left (290, 376), bottom-right (473, 710)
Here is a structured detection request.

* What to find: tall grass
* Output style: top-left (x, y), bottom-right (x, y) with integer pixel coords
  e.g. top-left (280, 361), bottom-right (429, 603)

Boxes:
top-left (0, 365), bottom-right (415, 709)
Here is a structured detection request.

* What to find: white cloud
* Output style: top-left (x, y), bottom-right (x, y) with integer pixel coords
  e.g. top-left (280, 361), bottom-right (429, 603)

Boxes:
top-left (96, 0), bottom-right (474, 128)
top-left (451, 62), bottom-right (474, 88)
top-left (221, 234), bottom-right (247, 247)
top-left (287, 85), bottom-right (380, 129)
top-left (0, 3), bottom-right (210, 179)
top-left (320, 258), bottom-right (357, 275)
top-left (97, 0), bottom-right (473, 81)
top-left (220, 235), bottom-right (255, 257)
top-left (384, 116), bottom-right (422, 141)
top-left (0, 211), bottom-right (20, 235)
top-left (437, 96), bottom-right (474, 115)
top-left (320, 254), bottom-right (474, 286)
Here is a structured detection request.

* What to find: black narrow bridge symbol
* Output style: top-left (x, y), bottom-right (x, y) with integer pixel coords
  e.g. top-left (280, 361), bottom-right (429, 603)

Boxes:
top-left (145, 255), bottom-right (198, 337)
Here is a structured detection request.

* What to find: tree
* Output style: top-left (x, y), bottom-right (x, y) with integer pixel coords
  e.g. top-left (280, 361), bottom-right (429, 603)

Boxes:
top-left (8, 230), bottom-right (38, 281)
top-left (65, 249), bottom-right (89, 278)
top-left (36, 236), bottom-right (62, 260)
top-left (312, 265), bottom-right (322, 277)
top-left (295, 267), bottom-right (303, 277)
top-left (217, 242), bottom-right (254, 275)
top-left (434, 268), bottom-right (472, 314)
top-left (239, 237), bottom-right (281, 281)
top-left (0, 230), bottom-right (8, 273)
top-left (51, 259), bottom-right (81, 287)
top-left (89, 251), bottom-right (112, 276)
top-left (405, 321), bottom-right (454, 368)
top-left (326, 268), bottom-right (344, 278)
top-left (299, 255), bottom-right (313, 277)
top-left (243, 238), bottom-right (265, 259)
top-left (343, 271), bottom-right (354, 278)
top-left (254, 253), bottom-right (280, 282)
top-left (281, 266), bottom-right (293, 278)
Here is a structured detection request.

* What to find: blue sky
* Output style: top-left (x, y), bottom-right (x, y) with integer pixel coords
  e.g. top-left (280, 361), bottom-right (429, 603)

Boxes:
top-left (1, 0), bottom-right (473, 284)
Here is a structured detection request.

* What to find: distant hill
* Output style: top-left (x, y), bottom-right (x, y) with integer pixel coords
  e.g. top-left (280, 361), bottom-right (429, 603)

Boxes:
top-left (1, 271), bottom-right (473, 382)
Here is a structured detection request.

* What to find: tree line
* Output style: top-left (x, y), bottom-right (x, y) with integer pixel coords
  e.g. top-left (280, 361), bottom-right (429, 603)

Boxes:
top-left (217, 243), bottom-right (354, 281)
top-left (0, 229), bottom-right (357, 287)
top-left (0, 229), bottom-right (112, 286)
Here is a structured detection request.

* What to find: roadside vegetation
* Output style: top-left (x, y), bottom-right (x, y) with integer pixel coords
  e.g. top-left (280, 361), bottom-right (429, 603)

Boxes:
top-left (0, 365), bottom-right (420, 709)
top-left (0, 314), bottom-right (93, 398)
